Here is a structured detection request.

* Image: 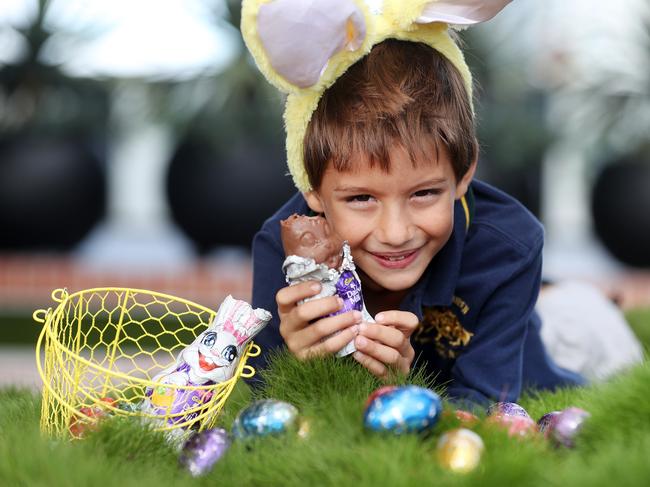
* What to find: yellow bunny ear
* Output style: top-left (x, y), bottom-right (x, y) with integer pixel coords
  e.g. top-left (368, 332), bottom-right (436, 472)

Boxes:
top-left (241, 0), bottom-right (372, 94)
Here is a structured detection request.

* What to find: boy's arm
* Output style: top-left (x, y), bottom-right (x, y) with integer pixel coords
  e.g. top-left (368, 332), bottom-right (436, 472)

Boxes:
top-left (250, 228), bottom-right (289, 364)
top-left (445, 249), bottom-right (543, 407)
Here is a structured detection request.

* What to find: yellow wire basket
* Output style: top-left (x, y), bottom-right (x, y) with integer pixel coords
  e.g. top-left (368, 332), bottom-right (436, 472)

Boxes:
top-left (34, 287), bottom-right (261, 439)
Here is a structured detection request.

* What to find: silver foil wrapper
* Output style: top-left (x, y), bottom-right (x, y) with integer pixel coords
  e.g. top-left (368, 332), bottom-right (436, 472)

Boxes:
top-left (282, 242), bottom-right (373, 356)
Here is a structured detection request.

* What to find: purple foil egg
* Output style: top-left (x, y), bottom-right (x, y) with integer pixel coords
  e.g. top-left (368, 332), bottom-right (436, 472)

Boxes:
top-left (552, 407), bottom-right (590, 448)
top-left (486, 402), bottom-right (531, 419)
top-left (537, 411), bottom-right (562, 437)
top-left (179, 428), bottom-right (231, 477)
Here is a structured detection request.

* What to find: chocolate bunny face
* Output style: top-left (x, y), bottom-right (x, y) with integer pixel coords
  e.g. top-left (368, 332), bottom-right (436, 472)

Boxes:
top-left (180, 296), bottom-right (271, 384)
top-left (281, 214), bottom-right (344, 269)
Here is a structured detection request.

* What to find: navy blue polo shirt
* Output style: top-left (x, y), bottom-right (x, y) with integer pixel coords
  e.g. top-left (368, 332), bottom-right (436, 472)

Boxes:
top-left (250, 179), bottom-right (584, 406)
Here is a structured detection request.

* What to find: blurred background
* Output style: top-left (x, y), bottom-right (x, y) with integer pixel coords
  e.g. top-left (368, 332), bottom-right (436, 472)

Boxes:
top-left (1, 0), bottom-right (649, 386)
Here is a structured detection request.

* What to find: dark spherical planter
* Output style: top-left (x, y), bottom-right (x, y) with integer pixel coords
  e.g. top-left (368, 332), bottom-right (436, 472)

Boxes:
top-left (166, 139), bottom-right (295, 251)
top-left (477, 156), bottom-right (543, 218)
top-left (0, 136), bottom-right (106, 250)
top-left (591, 157), bottom-right (650, 267)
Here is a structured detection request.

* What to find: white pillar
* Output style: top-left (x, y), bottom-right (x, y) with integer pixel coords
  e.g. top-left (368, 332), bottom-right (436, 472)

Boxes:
top-left (541, 141), bottom-right (621, 280)
top-left (75, 81), bottom-right (195, 269)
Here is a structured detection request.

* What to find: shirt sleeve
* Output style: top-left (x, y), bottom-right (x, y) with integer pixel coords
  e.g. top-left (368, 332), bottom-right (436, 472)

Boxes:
top-left (250, 226), bottom-right (289, 370)
top-left (445, 246), bottom-right (543, 406)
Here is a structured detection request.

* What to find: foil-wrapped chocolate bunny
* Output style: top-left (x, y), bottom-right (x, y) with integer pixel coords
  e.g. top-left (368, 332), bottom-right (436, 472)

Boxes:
top-left (142, 295), bottom-right (271, 428)
top-left (280, 214), bottom-right (373, 356)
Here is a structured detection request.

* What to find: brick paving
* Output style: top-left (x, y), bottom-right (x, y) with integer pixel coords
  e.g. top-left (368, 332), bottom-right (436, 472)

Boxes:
top-left (0, 254), bottom-right (253, 313)
top-left (0, 253), bottom-right (253, 389)
top-left (1, 254), bottom-right (648, 389)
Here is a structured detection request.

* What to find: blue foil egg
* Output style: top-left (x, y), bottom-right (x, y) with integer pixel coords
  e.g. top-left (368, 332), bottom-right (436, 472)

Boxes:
top-left (232, 399), bottom-right (299, 439)
top-left (363, 385), bottom-right (442, 434)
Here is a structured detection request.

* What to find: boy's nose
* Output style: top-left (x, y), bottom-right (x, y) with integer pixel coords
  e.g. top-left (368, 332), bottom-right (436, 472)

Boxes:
top-left (376, 206), bottom-right (414, 247)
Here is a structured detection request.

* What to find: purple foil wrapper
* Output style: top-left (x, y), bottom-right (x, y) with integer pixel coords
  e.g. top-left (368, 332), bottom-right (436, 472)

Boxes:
top-left (331, 270), bottom-right (363, 314)
top-left (179, 428), bottom-right (231, 476)
top-left (486, 402), bottom-right (531, 419)
top-left (552, 407), bottom-right (590, 448)
top-left (144, 363), bottom-right (214, 427)
top-left (283, 242), bottom-right (373, 357)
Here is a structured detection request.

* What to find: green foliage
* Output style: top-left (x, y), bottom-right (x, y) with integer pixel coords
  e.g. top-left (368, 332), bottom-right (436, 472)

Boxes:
top-left (626, 308), bottom-right (650, 352)
top-left (1, 352), bottom-right (650, 486)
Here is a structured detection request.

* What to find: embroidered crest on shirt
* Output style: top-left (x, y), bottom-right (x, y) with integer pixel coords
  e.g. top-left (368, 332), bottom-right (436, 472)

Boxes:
top-left (413, 306), bottom-right (474, 359)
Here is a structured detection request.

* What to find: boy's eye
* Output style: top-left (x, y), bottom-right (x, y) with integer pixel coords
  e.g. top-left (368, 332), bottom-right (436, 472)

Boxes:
top-left (412, 188), bottom-right (441, 198)
top-left (346, 194), bottom-right (373, 203)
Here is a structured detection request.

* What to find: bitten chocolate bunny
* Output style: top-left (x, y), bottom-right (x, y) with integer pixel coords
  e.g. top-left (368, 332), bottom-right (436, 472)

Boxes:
top-left (281, 214), bottom-right (374, 356)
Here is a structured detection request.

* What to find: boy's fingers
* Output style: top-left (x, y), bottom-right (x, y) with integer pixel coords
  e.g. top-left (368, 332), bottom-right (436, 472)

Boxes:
top-left (375, 310), bottom-right (420, 336)
top-left (276, 281), bottom-right (322, 313)
top-left (279, 294), bottom-right (342, 339)
top-left (293, 295), bottom-right (342, 324)
top-left (353, 351), bottom-right (388, 379)
top-left (354, 334), bottom-right (401, 368)
top-left (289, 311), bottom-right (362, 352)
top-left (301, 324), bottom-right (360, 359)
top-left (358, 323), bottom-right (405, 350)
top-left (306, 310), bottom-right (362, 345)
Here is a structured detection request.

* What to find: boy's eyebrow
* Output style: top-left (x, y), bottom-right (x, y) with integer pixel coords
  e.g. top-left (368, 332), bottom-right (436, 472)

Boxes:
top-left (334, 178), bottom-right (449, 193)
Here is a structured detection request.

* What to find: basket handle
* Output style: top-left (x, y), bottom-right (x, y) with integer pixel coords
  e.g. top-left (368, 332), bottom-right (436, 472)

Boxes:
top-left (51, 288), bottom-right (69, 303)
top-left (33, 308), bottom-right (51, 324)
top-left (246, 343), bottom-right (261, 358)
top-left (240, 364), bottom-right (256, 379)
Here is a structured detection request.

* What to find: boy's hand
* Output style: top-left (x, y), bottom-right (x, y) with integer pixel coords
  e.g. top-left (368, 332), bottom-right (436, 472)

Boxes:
top-left (276, 281), bottom-right (362, 360)
top-left (352, 311), bottom-right (419, 379)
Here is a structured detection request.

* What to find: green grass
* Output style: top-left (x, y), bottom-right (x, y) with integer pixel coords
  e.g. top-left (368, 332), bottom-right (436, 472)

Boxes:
top-left (1, 308), bottom-right (649, 486)
top-left (627, 308), bottom-right (650, 352)
top-left (2, 354), bottom-right (650, 486)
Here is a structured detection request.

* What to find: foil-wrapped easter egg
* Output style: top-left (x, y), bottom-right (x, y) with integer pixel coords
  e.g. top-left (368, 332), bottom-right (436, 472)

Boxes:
top-left (487, 414), bottom-right (537, 438)
top-left (364, 386), bottom-right (398, 408)
top-left (442, 409), bottom-right (479, 425)
top-left (537, 411), bottom-right (562, 438)
top-left (455, 409), bottom-right (479, 424)
top-left (437, 428), bottom-right (484, 473)
top-left (486, 402), bottom-right (531, 419)
top-left (551, 407), bottom-right (590, 448)
top-left (363, 385), bottom-right (442, 434)
top-left (179, 428), bottom-right (230, 477)
top-left (232, 399), bottom-right (299, 439)
top-left (68, 398), bottom-right (116, 438)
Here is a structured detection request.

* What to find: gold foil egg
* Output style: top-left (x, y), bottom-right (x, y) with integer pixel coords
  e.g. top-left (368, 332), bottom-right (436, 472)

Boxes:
top-left (436, 428), bottom-right (484, 473)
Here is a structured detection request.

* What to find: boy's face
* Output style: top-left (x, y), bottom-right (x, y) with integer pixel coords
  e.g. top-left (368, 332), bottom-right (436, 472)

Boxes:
top-left (304, 145), bottom-right (475, 294)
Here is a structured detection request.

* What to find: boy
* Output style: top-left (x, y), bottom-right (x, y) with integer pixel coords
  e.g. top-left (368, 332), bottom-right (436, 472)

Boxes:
top-left (242, 0), bottom-right (583, 406)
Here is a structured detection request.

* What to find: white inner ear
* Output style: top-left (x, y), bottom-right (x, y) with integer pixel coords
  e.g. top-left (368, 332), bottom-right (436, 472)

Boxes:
top-left (257, 0), bottom-right (367, 89)
top-left (416, 0), bottom-right (512, 25)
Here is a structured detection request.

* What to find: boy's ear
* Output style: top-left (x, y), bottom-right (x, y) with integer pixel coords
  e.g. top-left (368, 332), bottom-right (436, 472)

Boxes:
top-left (303, 191), bottom-right (324, 214)
top-left (455, 157), bottom-right (477, 200)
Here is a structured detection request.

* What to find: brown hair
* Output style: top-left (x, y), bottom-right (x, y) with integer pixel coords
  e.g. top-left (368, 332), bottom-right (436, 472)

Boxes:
top-left (304, 39), bottom-right (477, 189)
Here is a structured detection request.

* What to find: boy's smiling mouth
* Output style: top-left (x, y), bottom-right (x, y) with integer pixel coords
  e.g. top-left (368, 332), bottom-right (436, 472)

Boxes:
top-left (370, 249), bottom-right (420, 269)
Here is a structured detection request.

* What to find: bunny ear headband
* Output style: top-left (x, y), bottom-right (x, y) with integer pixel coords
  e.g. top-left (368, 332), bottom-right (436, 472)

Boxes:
top-left (241, 0), bottom-right (512, 192)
